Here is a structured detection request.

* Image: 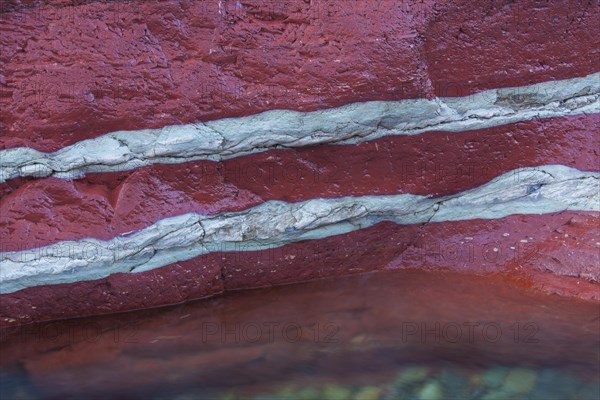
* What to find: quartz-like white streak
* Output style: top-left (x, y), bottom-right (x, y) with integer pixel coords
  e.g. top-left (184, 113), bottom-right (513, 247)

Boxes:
top-left (0, 165), bottom-right (598, 294)
top-left (1, 73), bottom-right (599, 183)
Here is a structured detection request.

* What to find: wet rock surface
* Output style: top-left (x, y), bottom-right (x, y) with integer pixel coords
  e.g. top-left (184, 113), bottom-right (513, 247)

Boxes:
top-left (1, 0), bottom-right (598, 151)
top-left (0, 0), bottom-right (598, 325)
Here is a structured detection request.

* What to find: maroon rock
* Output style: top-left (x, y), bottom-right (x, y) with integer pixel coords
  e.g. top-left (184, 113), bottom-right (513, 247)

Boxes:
top-left (0, 0), bottom-right (598, 326)
top-left (1, 211), bottom-right (598, 327)
top-left (1, 0), bottom-right (598, 151)
top-left (1, 114), bottom-right (598, 250)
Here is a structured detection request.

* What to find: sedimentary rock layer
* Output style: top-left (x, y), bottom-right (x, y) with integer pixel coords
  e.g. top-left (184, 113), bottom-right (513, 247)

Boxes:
top-left (1, 0), bottom-right (598, 152)
top-left (1, 164), bottom-right (598, 295)
top-left (1, 0), bottom-right (599, 325)
top-left (2, 114), bottom-right (598, 249)
top-left (1, 72), bottom-right (598, 183)
top-left (1, 211), bottom-right (599, 327)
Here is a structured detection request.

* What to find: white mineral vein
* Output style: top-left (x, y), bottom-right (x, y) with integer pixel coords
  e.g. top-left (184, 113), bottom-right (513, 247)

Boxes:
top-left (0, 165), bottom-right (598, 294)
top-left (1, 73), bottom-right (598, 183)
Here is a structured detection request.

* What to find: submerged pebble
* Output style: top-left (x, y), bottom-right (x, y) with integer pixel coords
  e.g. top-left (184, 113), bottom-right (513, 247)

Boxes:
top-left (395, 367), bottom-right (430, 387)
top-left (503, 367), bottom-right (537, 394)
top-left (482, 367), bottom-right (509, 388)
top-left (231, 364), bottom-right (597, 400)
top-left (416, 381), bottom-right (443, 400)
top-left (322, 384), bottom-right (352, 400)
top-left (353, 386), bottom-right (381, 400)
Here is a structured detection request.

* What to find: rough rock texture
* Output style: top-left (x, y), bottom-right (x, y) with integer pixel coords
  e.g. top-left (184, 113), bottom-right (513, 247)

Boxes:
top-left (2, 115), bottom-right (598, 248)
top-left (1, 72), bottom-right (598, 183)
top-left (1, 0), bottom-right (599, 324)
top-left (1, 165), bottom-right (598, 293)
top-left (1, 210), bottom-right (599, 326)
top-left (1, 0), bottom-right (598, 151)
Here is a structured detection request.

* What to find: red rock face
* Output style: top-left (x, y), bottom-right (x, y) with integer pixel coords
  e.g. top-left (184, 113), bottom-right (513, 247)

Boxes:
top-left (1, 211), bottom-right (598, 327)
top-left (1, 114), bottom-right (598, 251)
top-left (1, 0), bottom-right (598, 151)
top-left (1, 0), bottom-right (599, 325)
top-left (423, 0), bottom-right (600, 96)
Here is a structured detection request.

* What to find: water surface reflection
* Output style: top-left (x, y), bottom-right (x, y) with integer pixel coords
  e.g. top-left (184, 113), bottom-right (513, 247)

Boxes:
top-left (1, 270), bottom-right (598, 399)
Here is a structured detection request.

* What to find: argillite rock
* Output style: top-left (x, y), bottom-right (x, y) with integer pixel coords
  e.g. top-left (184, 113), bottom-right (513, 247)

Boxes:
top-left (2, 0), bottom-right (599, 151)
top-left (0, 0), bottom-right (599, 325)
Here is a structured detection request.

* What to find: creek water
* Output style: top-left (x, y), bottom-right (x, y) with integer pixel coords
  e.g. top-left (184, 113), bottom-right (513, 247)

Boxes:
top-left (1, 270), bottom-right (598, 399)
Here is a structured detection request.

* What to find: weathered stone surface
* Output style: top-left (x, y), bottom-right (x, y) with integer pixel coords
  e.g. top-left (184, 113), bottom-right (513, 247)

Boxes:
top-left (1, 210), bottom-right (599, 326)
top-left (0, 0), bottom-right (598, 324)
top-left (2, 116), bottom-right (598, 249)
top-left (1, 165), bottom-right (598, 292)
top-left (1, 0), bottom-right (598, 151)
top-left (1, 72), bottom-right (598, 183)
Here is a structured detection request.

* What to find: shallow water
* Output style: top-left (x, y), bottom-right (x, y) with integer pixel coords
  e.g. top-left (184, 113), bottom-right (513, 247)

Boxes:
top-left (1, 270), bottom-right (598, 400)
